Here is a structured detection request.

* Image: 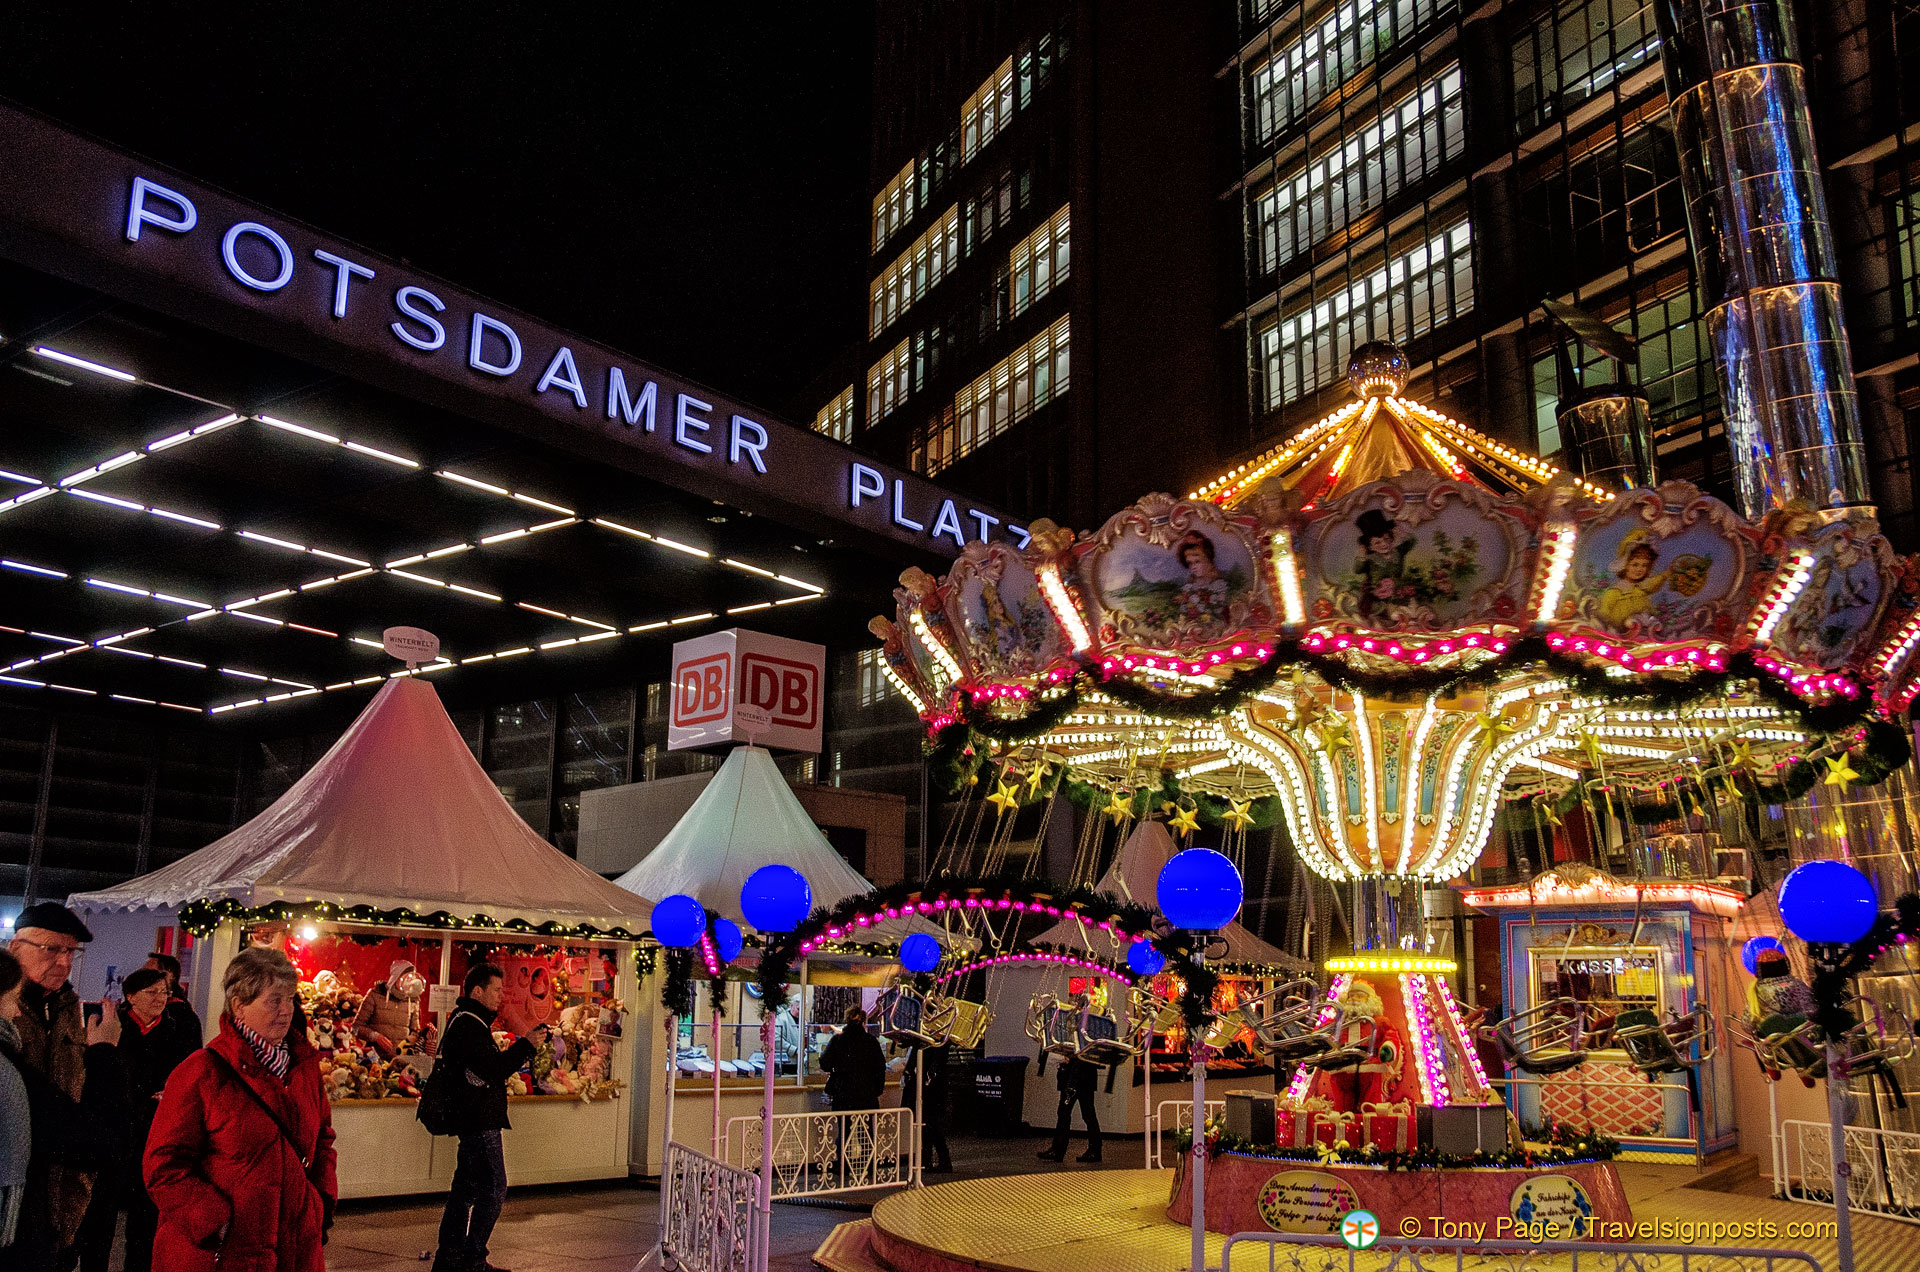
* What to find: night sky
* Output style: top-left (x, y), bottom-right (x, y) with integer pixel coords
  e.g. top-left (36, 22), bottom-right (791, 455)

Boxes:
top-left (0, 5), bottom-right (874, 418)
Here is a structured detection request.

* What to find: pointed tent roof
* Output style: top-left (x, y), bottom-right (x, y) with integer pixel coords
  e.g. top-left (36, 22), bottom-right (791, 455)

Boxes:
top-left (1028, 820), bottom-right (1309, 971)
top-left (70, 678), bottom-right (655, 931)
top-left (613, 746), bottom-right (877, 927)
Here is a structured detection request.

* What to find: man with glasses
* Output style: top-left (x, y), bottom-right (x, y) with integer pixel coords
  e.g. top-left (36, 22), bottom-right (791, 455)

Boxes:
top-left (9, 902), bottom-right (118, 1271)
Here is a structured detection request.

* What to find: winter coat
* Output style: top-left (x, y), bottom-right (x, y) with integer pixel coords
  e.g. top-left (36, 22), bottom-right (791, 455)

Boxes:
top-left (165, 991), bottom-right (205, 1044)
top-left (434, 996), bottom-right (535, 1135)
top-left (115, 1005), bottom-right (197, 1186)
top-left (1, 1014), bottom-right (127, 1256)
top-left (12, 980), bottom-right (96, 1246)
top-left (1055, 1056), bottom-right (1098, 1097)
top-left (819, 1024), bottom-right (887, 1111)
top-left (899, 1044), bottom-right (950, 1130)
top-left (0, 1018), bottom-right (29, 1248)
top-left (144, 1014), bottom-right (337, 1272)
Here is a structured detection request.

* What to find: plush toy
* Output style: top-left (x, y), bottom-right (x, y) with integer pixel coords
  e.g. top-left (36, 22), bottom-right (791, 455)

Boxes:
top-left (505, 1073), bottom-right (529, 1097)
top-left (531, 1037), bottom-right (555, 1084)
top-left (329, 1066), bottom-right (357, 1101)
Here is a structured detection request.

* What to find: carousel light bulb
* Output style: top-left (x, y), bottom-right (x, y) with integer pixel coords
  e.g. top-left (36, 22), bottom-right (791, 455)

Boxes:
top-left (297, 923), bottom-right (319, 942)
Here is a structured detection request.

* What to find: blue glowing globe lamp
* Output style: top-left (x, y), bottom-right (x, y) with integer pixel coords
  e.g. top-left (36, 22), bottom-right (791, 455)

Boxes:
top-left (740, 864), bottom-right (813, 933)
top-left (1128, 939), bottom-right (1167, 976)
top-left (1741, 934), bottom-right (1786, 975)
top-left (1778, 860), bottom-right (1879, 945)
top-left (898, 932), bottom-right (942, 973)
top-left (651, 894), bottom-right (707, 948)
top-left (712, 917), bottom-right (745, 965)
top-left (1156, 848), bottom-right (1244, 932)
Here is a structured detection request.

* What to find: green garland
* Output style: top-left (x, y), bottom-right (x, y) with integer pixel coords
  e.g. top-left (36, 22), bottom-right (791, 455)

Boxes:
top-left (659, 948), bottom-right (697, 1017)
top-left (1175, 1124), bottom-right (1621, 1172)
top-left (178, 896), bottom-right (638, 941)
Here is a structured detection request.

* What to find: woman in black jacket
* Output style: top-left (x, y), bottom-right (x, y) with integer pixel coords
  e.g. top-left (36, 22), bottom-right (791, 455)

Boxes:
top-left (818, 1007), bottom-right (886, 1111)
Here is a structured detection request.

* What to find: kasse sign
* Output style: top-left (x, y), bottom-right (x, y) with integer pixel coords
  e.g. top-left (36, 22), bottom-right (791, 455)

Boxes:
top-left (668, 629), bottom-right (824, 753)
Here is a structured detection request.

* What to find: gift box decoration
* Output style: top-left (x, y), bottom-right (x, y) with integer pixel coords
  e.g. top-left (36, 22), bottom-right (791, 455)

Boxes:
top-left (1311, 1109), bottom-right (1358, 1151)
top-left (1274, 1095), bottom-right (1331, 1148)
top-left (1359, 1100), bottom-right (1413, 1151)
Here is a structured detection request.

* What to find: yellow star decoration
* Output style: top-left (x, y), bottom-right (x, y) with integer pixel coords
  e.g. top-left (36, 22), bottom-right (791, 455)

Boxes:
top-left (1025, 762), bottom-right (1051, 796)
top-left (1536, 798), bottom-right (1563, 828)
top-left (1168, 804), bottom-right (1201, 839)
top-left (1103, 789), bottom-right (1133, 824)
top-left (987, 781), bottom-right (1021, 816)
top-left (1729, 738), bottom-right (1756, 772)
top-left (1315, 1139), bottom-right (1349, 1164)
top-left (1824, 754), bottom-right (1859, 788)
top-left (1317, 718), bottom-right (1353, 756)
top-left (1716, 775), bottom-right (1745, 804)
top-left (1579, 731), bottom-right (1605, 770)
top-left (1475, 709), bottom-right (1516, 738)
top-left (1221, 797), bottom-right (1256, 832)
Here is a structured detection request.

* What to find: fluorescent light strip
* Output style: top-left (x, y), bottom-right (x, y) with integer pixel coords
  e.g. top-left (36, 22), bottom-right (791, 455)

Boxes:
top-left (2, 559), bottom-right (67, 579)
top-left (0, 468), bottom-right (40, 485)
top-left (0, 487), bottom-right (53, 513)
top-left (147, 414), bottom-right (243, 453)
top-left (33, 346), bottom-right (137, 383)
top-left (257, 415), bottom-right (419, 468)
top-left (69, 488), bottom-right (146, 512)
top-left (59, 452), bottom-right (142, 486)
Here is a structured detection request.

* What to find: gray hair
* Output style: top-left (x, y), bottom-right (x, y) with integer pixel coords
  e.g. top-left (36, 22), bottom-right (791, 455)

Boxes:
top-left (224, 946), bottom-right (298, 1013)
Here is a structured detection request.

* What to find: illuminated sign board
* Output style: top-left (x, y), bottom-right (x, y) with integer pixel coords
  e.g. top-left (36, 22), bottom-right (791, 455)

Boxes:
top-left (668, 628), bottom-right (824, 753)
top-left (0, 104), bottom-right (1026, 557)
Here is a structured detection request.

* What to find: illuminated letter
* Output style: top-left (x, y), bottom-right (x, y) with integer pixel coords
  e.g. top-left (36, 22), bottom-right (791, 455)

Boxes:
top-left (1008, 524), bottom-right (1031, 549)
top-left (391, 286), bottom-right (447, 351)
top-left (850, 463), bottom-right (885, 507)
top-left (125, 177), bottom-right (196, 242)
top-left (675, 393), bottom-right (713, 454)
top-left (930, 499), bottom-right (967, 548)
top-left (968, 508), bottom-right (1001, 542)
top-left (891, 480), bottom-right (925, 532)
top-left (312, 249), bottom-right (375, 319)
top-left (607, 368), bottom-right (657, 429)
top-left (468, 314), bottom-right (522, 377)
top-left (535, 346), bottom-right (587, 408)
top-left (221, 222), bottom-right (294, 291)
top-left (729, 415), bottom-right (769, 473)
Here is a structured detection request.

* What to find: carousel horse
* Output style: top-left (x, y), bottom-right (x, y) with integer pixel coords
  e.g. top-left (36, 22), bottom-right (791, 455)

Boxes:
top-left (1482, 996), bottom-right (1591, 1076)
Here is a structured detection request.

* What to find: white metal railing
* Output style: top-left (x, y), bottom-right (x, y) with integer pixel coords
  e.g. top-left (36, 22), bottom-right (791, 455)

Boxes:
top-left (658, 1142), bottom-right (761, 1272)
top-left (1784, 1118), bottom-right (1920, 1225)
top-left (1146, 1098), bottom-right (1226, 1170)
top-left (1219, 1232), bottom-right (1825, 1272)
top-left (722, 1107), bottom-right (916, 1199)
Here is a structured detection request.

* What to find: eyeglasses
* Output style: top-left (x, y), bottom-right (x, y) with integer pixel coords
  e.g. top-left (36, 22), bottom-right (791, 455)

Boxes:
top-left (13, 936), bottom-right (82, 959)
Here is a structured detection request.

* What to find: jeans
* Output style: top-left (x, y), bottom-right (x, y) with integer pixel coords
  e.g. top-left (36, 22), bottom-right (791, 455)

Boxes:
top-left (1050, 1087), bottom-right (1101, 1157)
top-left (437, 1129), bottom-right (507, 1268)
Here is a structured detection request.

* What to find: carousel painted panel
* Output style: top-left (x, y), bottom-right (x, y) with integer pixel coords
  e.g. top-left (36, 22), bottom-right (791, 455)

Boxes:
top-left (1075, 495), bottom-right (1276, 657)
top-left (943, 541), bottom-right (1069, 681)
top-left (1768, 517), bottom-right (1897, 673)
top-left (1556, 484), bottom-right (1758, 649)
top-left (1296, 478), bottom-right (1533, 633)
top-left (892, 570), bottom-right (959, 699)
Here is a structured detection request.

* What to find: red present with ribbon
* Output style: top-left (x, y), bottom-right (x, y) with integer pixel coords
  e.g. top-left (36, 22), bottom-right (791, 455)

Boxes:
top-left (1311, 1109), bottom-right (1358, 1151)
top-left (1273, 1096), bottom-right (1330, 1148)
top-left (1360, 1100), bottom-right (1414, 1152)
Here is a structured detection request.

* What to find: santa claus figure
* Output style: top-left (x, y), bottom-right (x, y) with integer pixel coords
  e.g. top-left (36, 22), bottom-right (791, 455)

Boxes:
top-left (1322, 977), bottom-right (1405, 1111)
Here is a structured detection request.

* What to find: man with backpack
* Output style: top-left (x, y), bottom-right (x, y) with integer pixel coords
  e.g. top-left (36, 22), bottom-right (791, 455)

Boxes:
top-left (421, 963), bottom-right (546, 1272)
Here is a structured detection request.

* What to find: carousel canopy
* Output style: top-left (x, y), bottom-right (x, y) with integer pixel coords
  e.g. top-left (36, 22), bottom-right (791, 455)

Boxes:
top-left (1028, 820), bottom-right (1309, 972)
top-left (70, 678), bottom-right (656, 930)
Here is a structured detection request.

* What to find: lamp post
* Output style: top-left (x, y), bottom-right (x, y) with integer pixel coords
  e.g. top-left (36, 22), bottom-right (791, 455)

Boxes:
top-left (740, 864), bottom-right (812, 1272)
top-left (1778, 859), bottom-right (1879, 1272)
top-left (649, 893), bottom-right (707, 1262)
top-left (1156, 848), bottom-right (1244, 1272)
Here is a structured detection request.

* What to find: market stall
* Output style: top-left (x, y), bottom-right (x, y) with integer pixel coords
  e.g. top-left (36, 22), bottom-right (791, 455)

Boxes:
top-left (69, 677), bottom-right (656, 1198)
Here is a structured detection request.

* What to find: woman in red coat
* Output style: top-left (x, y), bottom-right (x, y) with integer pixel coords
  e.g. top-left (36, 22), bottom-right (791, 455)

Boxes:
top-left (145, 947), bottom-right (337, 1272)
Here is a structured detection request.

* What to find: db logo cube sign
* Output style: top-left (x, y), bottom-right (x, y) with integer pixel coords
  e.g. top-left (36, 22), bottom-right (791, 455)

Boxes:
top-left (668, 629), bottom-right (825, 753)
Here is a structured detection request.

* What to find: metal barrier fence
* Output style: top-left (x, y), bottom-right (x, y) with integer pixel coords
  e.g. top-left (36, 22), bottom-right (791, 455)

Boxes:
top-left (722, 1107), bottom-right (916, 1198)
top-left (659, 1142), bottom-right (761, 1272)
top-left (1784, 1118), bottom-right (1920, 1225)
top-left (1145, 1098), bottom-right (1226, 1169)
top-left (1219, 1231), bottom-right (1825, 1272)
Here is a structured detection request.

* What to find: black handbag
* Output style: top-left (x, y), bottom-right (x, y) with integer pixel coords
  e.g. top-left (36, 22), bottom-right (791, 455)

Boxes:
top-left (416, 1010), bottom-right (482, 1135)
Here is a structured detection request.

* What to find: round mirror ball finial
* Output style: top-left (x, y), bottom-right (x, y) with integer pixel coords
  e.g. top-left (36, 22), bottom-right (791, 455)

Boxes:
top-left (1778, 859), bottom-right (1879, 945)
top-left (739, 864), bottom-right (813, 933)
top-left (651, 894), bottom-right (707, 948)
top-left (898, 932), bottom-right (942, 973)
top-left (1347, 341), bottom-right (1410, 399)
top-left (1156, 847), bottom-right (1245, 932)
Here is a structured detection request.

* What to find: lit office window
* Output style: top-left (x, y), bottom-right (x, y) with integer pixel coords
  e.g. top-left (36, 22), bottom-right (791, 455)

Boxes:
top-left (857, 648), bottom-right (890, 707)
top-left (1512, 0), bottom-right (1660, 136)
top-left (1894, 192), bottom-right (1920, 331)
top-left (872, 160), bottom-right (917, 255)
top-left (813, 385), bottom-right (856, 443)
top-left (870, 205), bottom-right (962, 337)
top-left (1257, 220), bottom-right (1473, 412)
top-left (868, 337), bottom-right (913, 422)
top-left (1010, 206), bottom-right (1070, 318)
top-left (1530, 284), bottom-right (1715, 452)
top-left (923, 315), bottom-right (1070, 474)
top-left (1247, 0), bottom-right (1448, 146)
top-left (961, 57), bottom-right (1016, 166)
top-left (1253, 65), bottom-right (1463, 276)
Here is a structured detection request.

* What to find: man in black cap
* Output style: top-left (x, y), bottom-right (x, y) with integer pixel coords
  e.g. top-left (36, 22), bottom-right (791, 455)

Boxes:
top-left (9, 902), bottom-right (118, 1270)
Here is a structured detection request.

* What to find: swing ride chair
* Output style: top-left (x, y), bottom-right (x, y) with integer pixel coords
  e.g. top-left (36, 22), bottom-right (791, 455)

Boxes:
top-left (1235, 978), bottom-right (1350, 1063)
top-left (1025, 992), bottom-right (1142, 1067)
top-left (876, 978), bottom-right (961, 1048)
top-left (1610, 1000), bottom-right (1720, 1079)
top-left (1485, 996), bottom-right (1593, 1076)
top-left (1730, 995), bottom-right (1916, 1081)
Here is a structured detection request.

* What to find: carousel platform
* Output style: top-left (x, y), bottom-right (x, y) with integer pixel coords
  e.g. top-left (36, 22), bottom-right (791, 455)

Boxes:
top-left (812, 1160), bottom-right (1912, 1272)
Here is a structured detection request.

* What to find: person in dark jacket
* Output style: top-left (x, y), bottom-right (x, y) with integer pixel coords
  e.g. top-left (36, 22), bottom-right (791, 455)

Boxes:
top-left (899, 1042), bottom-right (952, 1172)
top-left (0, 946), bottom-right (129, 1272)
top-left (819, 1007), bottom-right (886, 1111)
top-left (143, 952), bottom-right (203, 1042)
top-left (76, 968), bottom-right (197, 1272)
top-left (433, 962), bottom-right (547, 1272)
top-left (1037, 1056), bottom-right (1102, 1163)
top-left (144, 946), bottom-right (335, 1272)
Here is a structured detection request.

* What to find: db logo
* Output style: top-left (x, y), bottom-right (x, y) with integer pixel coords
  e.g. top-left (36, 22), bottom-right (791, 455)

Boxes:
top-left (740, 653), bottom-right (819, 730)
top-left (672, 653), bottom-right (733, 727)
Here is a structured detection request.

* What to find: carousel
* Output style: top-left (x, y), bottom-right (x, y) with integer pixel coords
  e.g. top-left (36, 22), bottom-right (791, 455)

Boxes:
top-left (857, 342), bottom-right (1920, 1246)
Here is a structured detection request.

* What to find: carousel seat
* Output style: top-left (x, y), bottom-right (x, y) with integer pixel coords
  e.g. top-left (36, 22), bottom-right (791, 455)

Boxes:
top-left (878, 981), bottom-right (959, 1047)
top-left (1298, 1016), bottom-right (1377, 1072)
top-left (940, 995), bottom-right (993, 1050)
top-left (1613, 1004), bottom-right (1718, 1079)
top-left (1487, 997), bottom-right (1589, 1076)
top-left (1237, 979), bottom-right (1339, 1062)
top-left (1025, 993), bottom-right (1140, 1067)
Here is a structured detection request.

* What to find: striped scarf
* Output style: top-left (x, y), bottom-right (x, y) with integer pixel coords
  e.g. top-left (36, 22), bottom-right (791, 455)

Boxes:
top-left (234, 1018), bottom-right (292, 1081)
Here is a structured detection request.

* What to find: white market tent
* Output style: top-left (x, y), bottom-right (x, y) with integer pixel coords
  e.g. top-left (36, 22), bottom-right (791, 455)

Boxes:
top-left (70, 677), bottom-right (655, 930)
top-left (1028, 819), bottom-right (1310, 972)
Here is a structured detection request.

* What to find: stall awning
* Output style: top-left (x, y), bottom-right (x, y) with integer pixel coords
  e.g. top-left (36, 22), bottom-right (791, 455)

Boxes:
top-left (70, 677), bottom-right (656, 931)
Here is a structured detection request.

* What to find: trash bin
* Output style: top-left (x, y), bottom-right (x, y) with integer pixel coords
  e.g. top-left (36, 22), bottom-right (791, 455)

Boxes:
top-left (966, 1055), bottom-right (1031, 1136)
